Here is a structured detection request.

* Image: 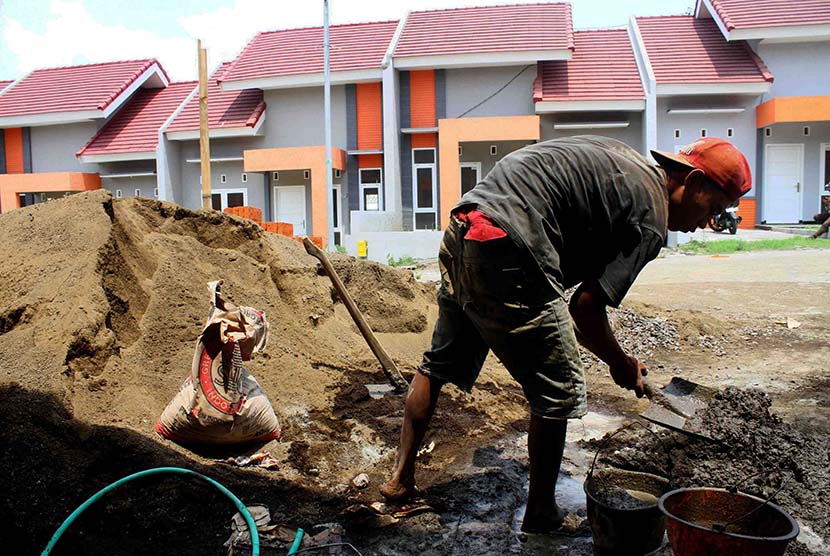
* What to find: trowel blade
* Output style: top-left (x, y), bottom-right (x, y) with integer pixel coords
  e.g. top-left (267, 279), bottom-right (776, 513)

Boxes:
top-left (640, 377), bottom-right (722, 444)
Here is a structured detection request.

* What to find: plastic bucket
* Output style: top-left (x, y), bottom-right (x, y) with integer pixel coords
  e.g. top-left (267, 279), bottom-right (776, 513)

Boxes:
top-left (584, 468), bottom-right (670, 555)
top-left (659, 488), bottom-right (799, 556)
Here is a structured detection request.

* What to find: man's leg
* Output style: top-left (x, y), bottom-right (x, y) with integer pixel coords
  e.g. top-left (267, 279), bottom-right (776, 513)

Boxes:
top-left (522, 415), bottom-right (568, 532)
top-left (381, 371), bottom-right (443, 500)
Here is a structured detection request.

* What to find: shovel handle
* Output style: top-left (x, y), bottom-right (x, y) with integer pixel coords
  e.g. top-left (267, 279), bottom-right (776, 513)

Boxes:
top-left (302, 238), bottom-right (409, 393)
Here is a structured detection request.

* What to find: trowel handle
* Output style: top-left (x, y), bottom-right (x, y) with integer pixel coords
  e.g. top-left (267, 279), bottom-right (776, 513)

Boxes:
top-left (642, 378), bottom-right (691, 419)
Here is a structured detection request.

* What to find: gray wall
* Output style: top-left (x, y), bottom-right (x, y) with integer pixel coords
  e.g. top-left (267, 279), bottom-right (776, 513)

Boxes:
top-left (101, 175), bottom-right (158, 199)
top-left (760, 121), bottom-right (830, 221)
top-left (460, 140), bottom-right (535, 180)
top-left (540, 112), bottom-right (645, 152)
top-left (262, 85), bottom-right (347, 148)
top-left (444, 66), bottom-right (536, 119)
top-left (656, 96), bottom-right (759, 196)
top-left (753, 41), bottom-right (830, 100)
top-left (178, 137), bottom-right (267, 212)
top-left (30, 122), bottom-right (99, 173)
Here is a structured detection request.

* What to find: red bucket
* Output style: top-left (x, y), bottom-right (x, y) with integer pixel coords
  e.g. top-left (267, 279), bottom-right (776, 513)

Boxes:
top-left (658, 488), bottom-right (799, 556)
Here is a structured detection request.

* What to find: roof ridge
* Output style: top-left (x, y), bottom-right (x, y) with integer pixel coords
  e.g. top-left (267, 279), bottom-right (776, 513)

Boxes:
top-left (707, 0), bottom-right (736, 32)
top-left (410, 1), bottom-right (569, 15)
top-left (635, 14), bottom-right (694, 20)
top-left (256, 18), bottom-right (398, 36)
top-left (574, 26), bottom-right (628, 33)
top-left (27, 58), bottom-right (158, 74)
top-left (95, 59), bottom-right (159, 111)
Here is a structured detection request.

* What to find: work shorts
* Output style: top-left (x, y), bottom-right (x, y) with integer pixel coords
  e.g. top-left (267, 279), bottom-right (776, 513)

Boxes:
top-left (420, 215), bottom-right (587, 420)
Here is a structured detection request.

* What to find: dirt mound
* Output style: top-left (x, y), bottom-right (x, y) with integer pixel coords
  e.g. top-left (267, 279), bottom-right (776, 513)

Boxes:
top-left (0, 191), bottom-right (441, 554)
top-left (592, 386), bottom-right (829, 555)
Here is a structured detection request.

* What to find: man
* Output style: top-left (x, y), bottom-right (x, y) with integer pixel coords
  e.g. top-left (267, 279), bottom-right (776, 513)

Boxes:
top-left (381, 135), bottom-right (751, 533)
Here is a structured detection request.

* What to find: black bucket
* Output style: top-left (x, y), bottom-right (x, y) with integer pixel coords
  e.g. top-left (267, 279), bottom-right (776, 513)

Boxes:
top-left (584, 468), bottom-right (670, 555)
top-left (584, 421), bottom-right (671, 555)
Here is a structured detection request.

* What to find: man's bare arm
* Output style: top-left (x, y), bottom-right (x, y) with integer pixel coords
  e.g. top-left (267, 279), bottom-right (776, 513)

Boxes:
top-left (568, 280), bottom-right (647, 397)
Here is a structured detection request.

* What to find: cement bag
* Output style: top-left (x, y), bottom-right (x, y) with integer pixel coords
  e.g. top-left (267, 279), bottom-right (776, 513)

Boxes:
top-left (155, 281), bottom-right (281, 445)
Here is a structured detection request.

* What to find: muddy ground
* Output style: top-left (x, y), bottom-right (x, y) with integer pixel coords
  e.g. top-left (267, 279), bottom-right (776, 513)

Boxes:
top-left (0, 191), bottom-right (827, 555)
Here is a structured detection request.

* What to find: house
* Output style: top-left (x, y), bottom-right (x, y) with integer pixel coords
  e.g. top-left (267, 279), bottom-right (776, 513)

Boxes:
top-left (77, 81), bottom-right (196, 200)
top-left (216, 20), bottom-right (400, 247)
top-left (630, 14), bottom-right (773, 232)
top-left (0, 59), bottom-right (169, 212)
top-left (2, 0), bottom-right (828, 256)
top-left (697, 0), bottom-right (830, 223)
top-left (163, 63), bottom-right (266, 213)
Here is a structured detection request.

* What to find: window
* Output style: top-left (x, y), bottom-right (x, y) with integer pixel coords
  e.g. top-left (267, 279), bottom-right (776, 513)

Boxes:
top-left (153, 187), bottom-right (159, 198)
top-left (210, 188), bottom-right (248, 211)
top-left (332, 185), bottom-right (342, 246)
top-left (803, 126), bottom-right (811, 137)
top-left (241, 173), bottom-right (248, 183)
top-left (700, 129), bottom-right (707, 138)
top-left (359, 168), bottom-right (383, 211)
top-left (303, 170), bottom-right (311, 180)
top-left (115, 189), bottom-right (123, 198)
top-left (490, 145), bottom-right (498, 156)
top-left (727, 128), bottom-right (734, 138)
top-left (220, 174), bottom-right (227, 184)
top-left (134, 189), bottom-right (141, 197)
top-left (765, 128), bottom-right (772, 137)
top-left (674, 129), bottom-right (681, 139)
top-left (412, 148), bottom-right (437, 230)
top-left (334, 168), bottom-right (342, 178)
top-left (458, 145), bottom-right (463, 156)
top-left (272, 172), bottom-right (280, 181)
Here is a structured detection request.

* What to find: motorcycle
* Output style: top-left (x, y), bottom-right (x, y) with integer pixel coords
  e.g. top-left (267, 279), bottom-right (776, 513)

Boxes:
top-left (708, 203), bottom-right (742, 235)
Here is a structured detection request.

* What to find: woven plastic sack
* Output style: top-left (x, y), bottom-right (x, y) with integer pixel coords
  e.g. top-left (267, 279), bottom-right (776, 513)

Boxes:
top-left (155, 281), bottom-right (281, 445)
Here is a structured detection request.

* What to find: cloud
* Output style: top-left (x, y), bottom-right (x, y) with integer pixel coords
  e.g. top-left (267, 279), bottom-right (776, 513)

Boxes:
top-left (2, 0), bottom-right (193, 80)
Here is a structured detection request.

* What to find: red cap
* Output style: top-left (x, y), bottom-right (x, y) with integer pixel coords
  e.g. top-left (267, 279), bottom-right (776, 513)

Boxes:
top-left (651, 138), bottom-right (752, 200)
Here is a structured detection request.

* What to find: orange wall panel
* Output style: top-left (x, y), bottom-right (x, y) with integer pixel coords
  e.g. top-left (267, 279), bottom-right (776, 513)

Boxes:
top-left (409, 70), bottom-right (436, 129)
top-left (356, 82), bottom-right (382, 151)
top-left (4, 128), bottom-right (24, 174)
top-left (756, 96), bottom-right (830, 128)
top-left (411, 133), bottom-right (437, 149)
top-left (358, 154), bottom-right (383, 168)
top-left (737, 198), bottom-right (756, 229)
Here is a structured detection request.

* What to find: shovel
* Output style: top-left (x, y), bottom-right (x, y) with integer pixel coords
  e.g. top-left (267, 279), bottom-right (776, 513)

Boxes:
top-left (641, 377), bottom-right (721, 443)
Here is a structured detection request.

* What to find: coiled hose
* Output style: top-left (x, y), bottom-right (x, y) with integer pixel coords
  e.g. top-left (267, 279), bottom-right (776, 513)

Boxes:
top-left (41, 466), bottom-right (259, 556)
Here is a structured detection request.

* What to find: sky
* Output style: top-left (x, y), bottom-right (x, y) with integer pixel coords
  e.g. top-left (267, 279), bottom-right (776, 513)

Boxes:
top-left (0, 0), bottom-right (696, 82)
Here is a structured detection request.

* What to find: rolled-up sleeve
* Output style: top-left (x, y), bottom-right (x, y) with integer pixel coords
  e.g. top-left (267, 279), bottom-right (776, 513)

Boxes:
top-left (597, 228), bottom-right (664, 307)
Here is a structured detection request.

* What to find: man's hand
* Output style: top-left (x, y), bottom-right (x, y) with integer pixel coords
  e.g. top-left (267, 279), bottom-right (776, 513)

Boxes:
top-left (609, 355), bottom-right (647, 398)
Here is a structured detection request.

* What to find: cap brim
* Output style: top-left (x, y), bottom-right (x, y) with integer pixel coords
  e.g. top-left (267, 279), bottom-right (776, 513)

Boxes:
top-left (651, 150), bottom-right (697, 172)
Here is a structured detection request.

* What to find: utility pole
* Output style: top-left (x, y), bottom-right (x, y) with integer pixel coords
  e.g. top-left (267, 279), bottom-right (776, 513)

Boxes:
top-left (198, 39), bottom-right (212, 210)
top-left (323, 0), bottom-right (334, 249)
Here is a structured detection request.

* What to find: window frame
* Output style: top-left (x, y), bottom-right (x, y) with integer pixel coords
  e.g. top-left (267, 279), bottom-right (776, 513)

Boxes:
top-left (412, 148), bottom-right (438, 230)
top-left (359, 168), bottom-right (383, 211)
top-left (211, 188), bottom-right (248, 211)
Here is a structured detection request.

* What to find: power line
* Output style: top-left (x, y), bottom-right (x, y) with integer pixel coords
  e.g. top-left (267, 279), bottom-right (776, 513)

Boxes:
top-left (455, 65), bottom-right (533, 118)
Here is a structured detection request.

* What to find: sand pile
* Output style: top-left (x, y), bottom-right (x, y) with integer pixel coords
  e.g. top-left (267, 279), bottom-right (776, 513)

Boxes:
top-left (0, 190), bottom-right (443, 554)
top-left (592, 386), bottom-right (829, 555)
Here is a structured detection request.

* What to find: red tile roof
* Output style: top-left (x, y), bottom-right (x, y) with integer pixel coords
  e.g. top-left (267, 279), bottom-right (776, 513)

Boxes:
top-left (707, 0), bottom-right (830, 30)
top-left (0, 59), bottom-right (167, 117)
top-left (394, 3), bottom-right (573, 58)
top-left (635, 16), bottom-right (773, 84)
top-left (220, 21), bottom-right (398, 83)
top-left (167, 64), bottom-right (265, 132)
top-left (77, 82), bottom-right (195, 157)
top-left (0, 80), bottom-right (13, 92)
top-left (534, 29), bottom-right (643, 103)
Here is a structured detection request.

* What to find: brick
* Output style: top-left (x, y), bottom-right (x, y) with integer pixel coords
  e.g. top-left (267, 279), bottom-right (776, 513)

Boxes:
top-left (292, 236), bottom-right (324, 249)
top-left (262, 221), bottom-right (294, 237)
top-left (224, 206), bottom-right (262, 223)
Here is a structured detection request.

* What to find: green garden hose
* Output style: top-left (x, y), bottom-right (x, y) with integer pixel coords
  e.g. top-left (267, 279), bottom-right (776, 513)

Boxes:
top-left (41, 466), bottom-right (259, 556)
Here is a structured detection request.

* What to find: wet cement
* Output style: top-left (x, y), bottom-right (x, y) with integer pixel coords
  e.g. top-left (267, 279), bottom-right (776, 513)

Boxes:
top-left (593, 386), bottom-right (829, 556)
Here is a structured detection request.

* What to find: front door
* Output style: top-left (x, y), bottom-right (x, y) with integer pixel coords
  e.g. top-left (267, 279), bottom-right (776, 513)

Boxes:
top-left (764, 144), bottom-right (803, 223)
top-left (273, 185), bottom-right (307, 236)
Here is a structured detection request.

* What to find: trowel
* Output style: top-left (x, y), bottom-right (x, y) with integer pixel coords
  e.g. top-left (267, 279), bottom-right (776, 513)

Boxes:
top-left (641, 377), bottom-right (721, 443)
